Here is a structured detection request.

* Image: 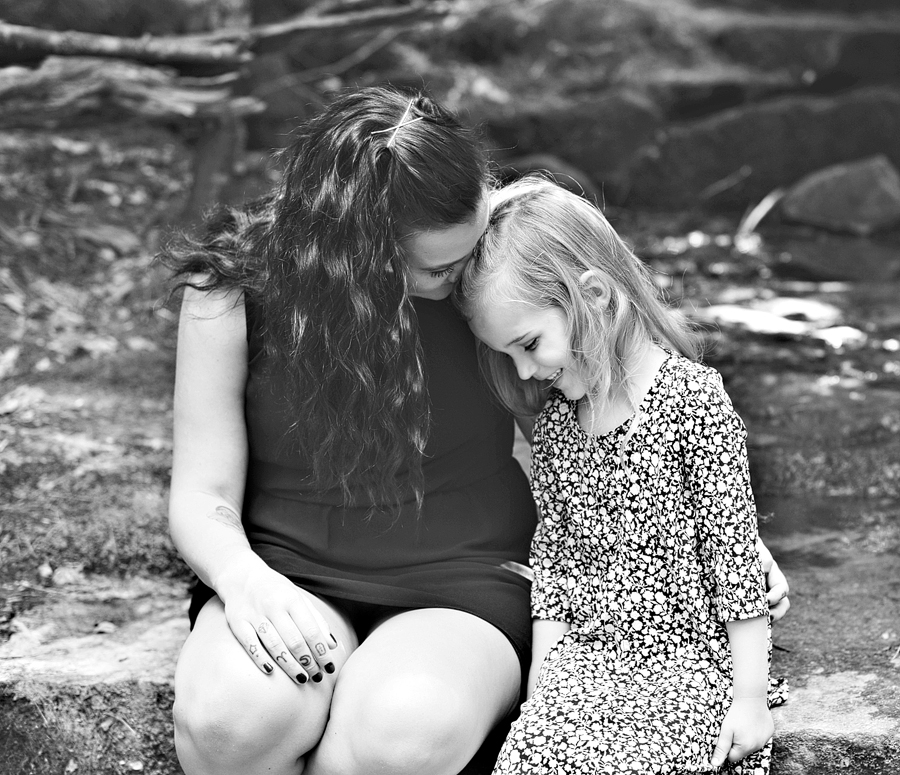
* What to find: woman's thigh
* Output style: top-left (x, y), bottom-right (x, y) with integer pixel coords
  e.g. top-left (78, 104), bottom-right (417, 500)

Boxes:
top-left (173, 590), bottom-right (358, 775)
top-left (307, 607), bottom-right (522, 775)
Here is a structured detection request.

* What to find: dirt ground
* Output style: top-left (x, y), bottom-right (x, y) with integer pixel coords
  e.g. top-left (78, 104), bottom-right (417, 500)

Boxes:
top-left (0, 123), bottom-right (198, 636)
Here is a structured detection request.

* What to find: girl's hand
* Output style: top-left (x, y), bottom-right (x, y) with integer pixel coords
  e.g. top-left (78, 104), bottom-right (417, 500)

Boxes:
top-left (709, 697), bottom-right (774, 768)
top-left (214, 552), bottom-right (338, 685)
top-left (757, 538), bottom-right (790, 622)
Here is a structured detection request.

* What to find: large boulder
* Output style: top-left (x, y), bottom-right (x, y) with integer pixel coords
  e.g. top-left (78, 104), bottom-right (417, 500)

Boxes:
top-left (623, 88), bottom-right (900, 209)
top-left (780, 155), bottom-right (900, 236)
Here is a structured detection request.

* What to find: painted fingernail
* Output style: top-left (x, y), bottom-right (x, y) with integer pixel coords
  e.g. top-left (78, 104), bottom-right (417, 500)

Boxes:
top-left (296, 673), bottom-right (308, 684)
top-left (324, 662), bottom-right (335, 674)
top-left (329, 634), bottom-right (338, 648)
top-left (312, 672), bottom-right (323, 683)
top-left (262, 663), bottom-right (273, 674)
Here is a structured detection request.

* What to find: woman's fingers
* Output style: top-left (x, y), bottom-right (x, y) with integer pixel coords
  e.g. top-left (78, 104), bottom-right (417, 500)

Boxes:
top-left (233, 619), bottom-right (279, 677)
top-left (286, 604), bottom-right (338, 678)
top-left (764, 558), bottom-right (790, 622)
top-left (254, 618), bottom-right (315, 685)
top-left (769, 593), bottom-right (791, 623)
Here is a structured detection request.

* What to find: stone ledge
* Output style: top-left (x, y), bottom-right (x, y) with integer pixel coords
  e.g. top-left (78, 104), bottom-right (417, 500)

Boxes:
top-left (0, 577), bottom-right (187, 775)
top-left (2, 564), bottom-right (898, 775)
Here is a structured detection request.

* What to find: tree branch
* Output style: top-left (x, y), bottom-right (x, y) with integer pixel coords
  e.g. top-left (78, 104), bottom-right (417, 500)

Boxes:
top-left (0, 2), bottom-right (453, 69)
top-left (0, 22), bottom-right (250, 68)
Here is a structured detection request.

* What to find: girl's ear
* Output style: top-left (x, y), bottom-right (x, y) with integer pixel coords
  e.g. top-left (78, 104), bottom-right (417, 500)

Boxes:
top-left (578, 269), bottom-right (612, 310)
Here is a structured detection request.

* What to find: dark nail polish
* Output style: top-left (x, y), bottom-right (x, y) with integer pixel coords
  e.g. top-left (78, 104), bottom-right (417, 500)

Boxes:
top-left (296, 673), bottom-right (308, 684)
top-left (312, 672), bottom-right (323, 683)
top-left (329, 633), bottom-right (338, 648)
top-left (263, 663), bottom-right (273, 674)
top-left (324, 662), bottom-right (335, 674)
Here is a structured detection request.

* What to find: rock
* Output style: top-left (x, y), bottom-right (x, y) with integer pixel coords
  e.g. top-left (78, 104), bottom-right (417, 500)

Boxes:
top-left (485, 90), bottom-right (663, 200)
top-left (495, 153), bottom-right (602, 202)
top-left (771, 236), bottom-right (900, 282)
top-left (689, 304), bottom-right (814, 337)
top-left (703, 9), bottom-right (900, 79)
top-left (780, 156), bottom-right (900, 236)
top-left (0, 575), bottom-right (188, 775)
top-left (625, 87), bottom-right (900, 209)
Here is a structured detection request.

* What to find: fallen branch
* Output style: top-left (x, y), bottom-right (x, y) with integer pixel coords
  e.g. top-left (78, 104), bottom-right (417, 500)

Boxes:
top-left (0, 2), bottom-right (452, 69)
top-left (0, 57), bottom-right (264, 130)
top-left (0, 22), bottom-right (250, 68)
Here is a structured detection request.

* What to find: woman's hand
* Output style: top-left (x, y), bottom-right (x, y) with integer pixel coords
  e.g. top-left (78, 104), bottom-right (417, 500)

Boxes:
top-left (710, 697), bottom-right (774, 768)
top-left (757, 538), bottom-right (790, 622)
top-left (214, 552), bottom-right (338, 685)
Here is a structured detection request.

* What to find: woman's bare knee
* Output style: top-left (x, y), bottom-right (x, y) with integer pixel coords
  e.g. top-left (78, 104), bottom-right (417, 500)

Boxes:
top-left (331, 672), bottom-right (473, 774)
top-left (173, 598), bottom-right (338, 775)
top-left (307, 608), bottom-right (520, 775)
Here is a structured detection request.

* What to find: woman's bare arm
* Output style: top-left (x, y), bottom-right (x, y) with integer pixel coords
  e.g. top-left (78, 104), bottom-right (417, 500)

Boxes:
top-left (169, 285), bottom-right (336, 683)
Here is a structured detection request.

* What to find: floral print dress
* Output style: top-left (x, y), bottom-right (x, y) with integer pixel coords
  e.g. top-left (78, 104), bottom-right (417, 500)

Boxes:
top-left (494, 353), bottom-right (782, 775)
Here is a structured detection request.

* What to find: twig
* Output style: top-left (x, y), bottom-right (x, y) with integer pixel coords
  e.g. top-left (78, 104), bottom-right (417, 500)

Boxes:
top-left (256, 27), bottom-right (401, 93)
top-left (220, 1), bottom-right (451, 48)
top-left (736, 187), bottom-right (785, 237)
top-left (698, 164), bottom-right (752, 200)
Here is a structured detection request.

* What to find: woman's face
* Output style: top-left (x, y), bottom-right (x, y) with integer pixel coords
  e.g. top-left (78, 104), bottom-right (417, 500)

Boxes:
top-left (403, 195), bottom-right (490, 300)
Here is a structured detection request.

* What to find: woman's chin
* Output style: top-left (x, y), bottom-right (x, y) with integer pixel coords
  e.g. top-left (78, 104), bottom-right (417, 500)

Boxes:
top-left (410, 286), bottom-right (453, 301)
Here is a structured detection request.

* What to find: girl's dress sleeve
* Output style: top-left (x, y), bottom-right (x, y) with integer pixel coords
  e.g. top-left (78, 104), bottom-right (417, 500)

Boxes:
top-left (681, 368), bottom-right (769, 623)
top-left (529, 411), bottom-right (576, 623)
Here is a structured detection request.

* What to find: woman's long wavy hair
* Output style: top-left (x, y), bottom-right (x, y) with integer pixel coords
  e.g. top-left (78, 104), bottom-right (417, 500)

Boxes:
top-left (457, 176), bottom-right (701, 419)
top-left (163, 86), bottom-right (489, 511)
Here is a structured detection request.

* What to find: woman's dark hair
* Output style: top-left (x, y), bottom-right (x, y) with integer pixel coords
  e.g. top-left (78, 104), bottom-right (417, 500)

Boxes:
top-left (164, 85), bottom-right (489, 511)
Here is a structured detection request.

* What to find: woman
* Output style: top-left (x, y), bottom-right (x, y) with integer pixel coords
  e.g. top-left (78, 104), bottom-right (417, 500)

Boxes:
top-left (165, 86), bottom-right (789, 775)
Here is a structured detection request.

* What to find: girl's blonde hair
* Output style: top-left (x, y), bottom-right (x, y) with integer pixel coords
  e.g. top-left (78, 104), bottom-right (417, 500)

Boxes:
top-left (457, 175), bottom-right (701, 418)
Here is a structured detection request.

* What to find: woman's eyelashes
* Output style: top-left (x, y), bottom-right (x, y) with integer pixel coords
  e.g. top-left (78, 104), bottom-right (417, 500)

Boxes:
top-left (524, 338), bottom-right (538, 352)
top-left (430, 266), bottom-right (455, 278)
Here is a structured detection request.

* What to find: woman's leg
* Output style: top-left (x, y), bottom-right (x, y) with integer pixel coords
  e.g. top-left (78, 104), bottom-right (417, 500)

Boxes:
top-left (173, 591), bottom-right (359, 775)
top-left (305, 607), bottom-right (522, 775)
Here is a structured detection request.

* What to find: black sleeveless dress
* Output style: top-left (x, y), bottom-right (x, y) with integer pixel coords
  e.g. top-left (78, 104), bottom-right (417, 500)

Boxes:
top-left (189, 295), bottom-right (537, 666)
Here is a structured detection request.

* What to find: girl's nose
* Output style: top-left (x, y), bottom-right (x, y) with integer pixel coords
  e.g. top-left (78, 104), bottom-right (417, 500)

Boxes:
top-left (515, 358), bottom-right (536, 381)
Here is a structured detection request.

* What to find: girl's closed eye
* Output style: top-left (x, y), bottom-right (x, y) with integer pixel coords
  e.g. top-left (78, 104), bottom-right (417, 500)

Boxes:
top-left (524, 338), bottom-right (538, 352)
top-left (430, 266), bottom-right (455, 278)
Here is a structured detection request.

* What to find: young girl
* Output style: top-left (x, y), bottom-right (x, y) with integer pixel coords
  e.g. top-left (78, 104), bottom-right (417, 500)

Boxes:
top-left (457, 177), bottom-right (783, 774)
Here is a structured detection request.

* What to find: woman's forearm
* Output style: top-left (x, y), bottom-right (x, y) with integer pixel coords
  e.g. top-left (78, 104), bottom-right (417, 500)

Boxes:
top-left (169, 491), bottom-right (265, 596)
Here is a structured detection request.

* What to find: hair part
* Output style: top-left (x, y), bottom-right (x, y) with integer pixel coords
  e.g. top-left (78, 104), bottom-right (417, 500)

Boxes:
top-left (457, 176), bottom-right (701, 418)
top-left (164, 85), bottom-right (489, 512)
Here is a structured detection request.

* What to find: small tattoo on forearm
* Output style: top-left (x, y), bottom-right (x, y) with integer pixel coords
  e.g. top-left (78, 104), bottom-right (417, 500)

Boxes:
top-left (208, 505), bottom-right (244, 534)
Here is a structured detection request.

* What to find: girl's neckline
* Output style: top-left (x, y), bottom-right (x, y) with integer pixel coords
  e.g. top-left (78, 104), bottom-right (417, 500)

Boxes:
top-left (572, 347), bottom-right (673, 439)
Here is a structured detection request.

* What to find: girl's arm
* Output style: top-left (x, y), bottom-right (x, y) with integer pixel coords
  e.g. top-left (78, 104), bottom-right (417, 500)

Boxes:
top-left (169, 285), bottom-right (335, 683)
top-left (527, 618), bottom-right (570, 699)
top-left (710, 615), bottom-right (774, 767)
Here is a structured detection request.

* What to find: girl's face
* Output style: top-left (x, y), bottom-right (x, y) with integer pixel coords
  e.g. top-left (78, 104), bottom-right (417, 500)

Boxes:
top-left (403, 195), bottom-right (490, 300)
top-left (470, 296), bottom-right (589, 401)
